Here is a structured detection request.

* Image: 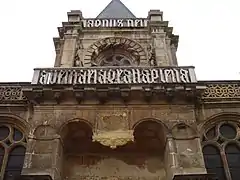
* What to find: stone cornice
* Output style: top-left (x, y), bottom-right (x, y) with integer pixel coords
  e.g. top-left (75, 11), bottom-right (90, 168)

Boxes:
top-left (21, 83), bottom-right (204, 105)
top-left (1, 81), bottom-right (239, 105)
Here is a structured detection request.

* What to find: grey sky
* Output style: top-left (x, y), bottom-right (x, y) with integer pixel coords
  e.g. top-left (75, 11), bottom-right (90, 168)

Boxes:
top-left (0, 0), bottom-right (239, 82)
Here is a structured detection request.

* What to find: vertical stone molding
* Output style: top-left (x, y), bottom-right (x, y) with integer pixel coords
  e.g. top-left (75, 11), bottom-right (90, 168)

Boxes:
top-left (60, 34), bottom-right (78, 67)
top-left (164, 137), bottom-right (179, 180)
top-left (59, 10), bottom-right (82, 67)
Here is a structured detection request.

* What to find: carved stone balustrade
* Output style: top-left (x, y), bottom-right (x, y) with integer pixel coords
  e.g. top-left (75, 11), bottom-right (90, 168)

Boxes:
top-left (0, 83), bottom-right (29, 104)
top-left (200, 81), bottom-right (240, 103)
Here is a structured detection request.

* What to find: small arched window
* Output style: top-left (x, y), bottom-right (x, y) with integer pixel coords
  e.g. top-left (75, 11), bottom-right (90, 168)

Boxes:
top-left (0, 124), bottom-right (26, 180)
top-left (202, 122), bottom-right (240, 180)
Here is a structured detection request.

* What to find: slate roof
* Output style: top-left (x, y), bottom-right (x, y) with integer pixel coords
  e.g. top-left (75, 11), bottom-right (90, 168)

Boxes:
top-left (96, 0), bottom-right (136, 19)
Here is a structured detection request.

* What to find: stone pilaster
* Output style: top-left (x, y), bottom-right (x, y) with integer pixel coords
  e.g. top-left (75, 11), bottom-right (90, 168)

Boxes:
top-left (174, 137), bottom-right (207, 176)
top-left (60, 10), bottom-right (82, 67)
top-left (148, 10), bottom-right (171, 66)
top-left (22, 131), bottom-right (63, 180)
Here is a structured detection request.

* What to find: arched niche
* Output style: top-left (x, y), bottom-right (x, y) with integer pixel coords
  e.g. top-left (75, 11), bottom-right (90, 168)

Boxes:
top-left (60, 120), bottom-right (93, 154)
top-left (171, 123), bottom-right (197, 139)
top-left (84, 37), bottom-right (147, 67)
top-left (33, 125), bottom-right (57, 139)
top-left (133, 119), bottom-right (167, 154)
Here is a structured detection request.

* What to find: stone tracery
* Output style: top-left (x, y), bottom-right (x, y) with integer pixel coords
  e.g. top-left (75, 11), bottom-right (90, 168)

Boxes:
top-left (202, 119), bottom-right (240, 180)
top-left (84, 37), bottom-right (148, 67)
top-left (0, 123), bottom-right (26, 180)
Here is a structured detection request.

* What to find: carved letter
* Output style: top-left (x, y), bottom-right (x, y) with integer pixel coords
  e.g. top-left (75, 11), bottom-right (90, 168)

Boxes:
top-left (150, 69), bottom-right (159, 83)
top-left (98, 69), bottom-right (107, 84)
top-left (57, 70), bottom-right (67, 84)
top-left (142, 69), bottom-right (151, 83)
top-left (49, 70), bottom-right (57, 84)
top-left (117, 19), bottom-right (123, 27)
top-left (87, 69), bottom-right (97, 84)
top-left (180, 69), bottom-right (190, 83)
top-left (127, 19), bottom-right (134, 27)
top-left (135, 19), bottom-right (143, 27)
top-left (116, 69), bottom-right (123, 84)
top-left (102, 19), bottom-right (109, 27)
top-left (107, 69), bottom-right (116, 84)
top-left (87, 20), bottom-right (94, 27)
top-left (159, 69), bottom-right (166, 83)
top-left (39, 70), bottom-right (49, 85)
top-left (94, 20), bottom-right (102, 27)
top-left (123, 69), bottom-right (132, 84)
top-left (78, 70), bottom-right (87, 84)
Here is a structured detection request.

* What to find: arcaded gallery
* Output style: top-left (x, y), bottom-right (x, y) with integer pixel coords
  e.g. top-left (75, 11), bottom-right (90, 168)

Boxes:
top-left (0, 0), bottom-right (240, 180)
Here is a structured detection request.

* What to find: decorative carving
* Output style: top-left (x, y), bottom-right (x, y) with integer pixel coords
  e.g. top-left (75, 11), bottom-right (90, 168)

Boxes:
top-left (93, 111), bottom-right (132, 148)
top-left (100, 54), bottom-right (132, 66)
top-left (147, 44), bottom-right (156, 66)
top-left (202, 84), bottom-right (240, 99)
top-left (92, 130), bottom-right (134, 149)
top-left (74, 39), bottom-right (84, 67)
top-left (84, 37), bottom-right (147, 67)
top-left (0, 86), bottom-right (27, 102)
top-left (96, 111), bottom-right (128, 131)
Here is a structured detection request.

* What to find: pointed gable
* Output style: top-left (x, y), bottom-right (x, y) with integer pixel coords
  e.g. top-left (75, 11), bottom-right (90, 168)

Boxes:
top-left (96, 0), bottom-right (136, 19)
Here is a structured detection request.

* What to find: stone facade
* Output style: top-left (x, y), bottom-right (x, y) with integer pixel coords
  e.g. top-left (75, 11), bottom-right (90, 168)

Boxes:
top-left (0, 2), bottom-right (240, 180)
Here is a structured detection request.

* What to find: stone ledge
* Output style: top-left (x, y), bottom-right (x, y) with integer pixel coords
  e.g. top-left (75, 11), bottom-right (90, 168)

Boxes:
top-left (173, 173), bottom-right (217, 180)
top-left (13, 175), bottom-right (52, 180)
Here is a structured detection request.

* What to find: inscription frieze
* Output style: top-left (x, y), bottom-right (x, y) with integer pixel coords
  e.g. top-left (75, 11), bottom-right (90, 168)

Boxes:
top-left (32, 67), bottom-right (197, 85)
top-left (82, 18), bottom-right (148, 28)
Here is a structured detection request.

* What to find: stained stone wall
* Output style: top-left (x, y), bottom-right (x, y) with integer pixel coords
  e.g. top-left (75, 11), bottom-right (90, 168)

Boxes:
top-left (1, 82), bottom-right (240, 180)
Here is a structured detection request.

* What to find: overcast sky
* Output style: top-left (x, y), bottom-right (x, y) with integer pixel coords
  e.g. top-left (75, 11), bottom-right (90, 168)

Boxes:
top-left (0, 0), bottom-right (239, 82)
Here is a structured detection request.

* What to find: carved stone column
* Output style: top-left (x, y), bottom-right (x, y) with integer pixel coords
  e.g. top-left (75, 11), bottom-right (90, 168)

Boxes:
top-left (21, 126), bottom-right (63, 180)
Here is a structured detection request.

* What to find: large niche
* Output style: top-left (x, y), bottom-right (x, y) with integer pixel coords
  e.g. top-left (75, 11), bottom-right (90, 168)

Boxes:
top-left (61, 120), bottom-right (166, 180)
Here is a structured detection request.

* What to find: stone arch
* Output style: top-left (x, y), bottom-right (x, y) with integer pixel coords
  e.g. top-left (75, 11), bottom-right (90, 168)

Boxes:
top-left (84, 37), bottom-right (148, 67)
top-left (58, 118), bottom-right (93, 135)
top-left (200, 113), bottom-right (240, 180)
top-left (133, 118), bottom-right (170, 133)
top-left (199, 112), bottom-right (240, 132)
top-left (133, 118), bottom-right (168, 154)
top-left (0, 113), bottom-right (30, 135)
top-left (171, 123), bottom-right (198, 139)
top-left (33, 125), bottom-right (58, 139)
top-left (0, 114), bottom-right (28, 179)
top-left (59, 118), bottom-right (93, 154)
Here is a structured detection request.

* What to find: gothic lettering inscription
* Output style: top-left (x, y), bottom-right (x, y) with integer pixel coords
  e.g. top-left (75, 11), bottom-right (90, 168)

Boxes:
top-left (82, 19), bottom-right (148, 28)
top-left (33, 67), bottom-right (196, 85)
